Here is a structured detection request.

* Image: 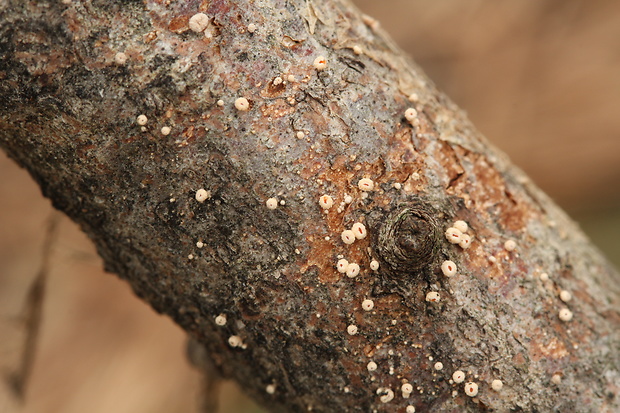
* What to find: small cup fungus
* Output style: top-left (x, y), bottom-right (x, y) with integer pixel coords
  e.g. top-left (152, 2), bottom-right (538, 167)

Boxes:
top-left (195, 188), bottom-right (210, 202)
top-left (404, 108), bottom-right (418, 123)
top-left (452, 370), bottom-right (465, 383)
top-left (228, 335), bottom-right (243, 348)
top-left (114, 52), bottom-right (128, 65)
top-left (265, 198), bottom-right (278, 210)
top-left (491, 379), bottom-right (503, 391)
top-left (377, 388), bottom-right (394, 403)
top-left (445, 227), bottom-right (463, 244)
top-left (504, 239), bottom-right (517, 251)
top-left (235, 97), bottom-right (250, 111)
top-left (401, 383), bottom-right (413, 397)
top-left (358, 178), bottom-right (375, 191)
top-left (341, 230), bottom-right (356, 245)
top-left (459, 234), bottom-right (472, 249)
top-left (351, 222), bottom-right (367, 239)
top-left (346, 263), bottom-right (360, 278)
top-left (559, 308), bottom-right (573, 322)
top-left (362, 299), bottom-right (374, 311)
top-left (189, 13), bottom-right (210, 33)
top-left (464, 382), bottom-right (479, 397)
top-left (441, 260), bottom-right (457, 277)
top-left (559, 290), bottom-right (572, 302)
top-left (336, 259), bottom-right (349, 273)
top-left (313, 56), bottom-right (327, 70)
top-left (319, 195), bottom-right (334, 210)
top-left (452, 220), bottom-right (468, 233)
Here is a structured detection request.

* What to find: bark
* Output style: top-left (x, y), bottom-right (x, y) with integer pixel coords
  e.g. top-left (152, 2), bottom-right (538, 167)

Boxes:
top-left (1, 0), bottom-right (619, 412)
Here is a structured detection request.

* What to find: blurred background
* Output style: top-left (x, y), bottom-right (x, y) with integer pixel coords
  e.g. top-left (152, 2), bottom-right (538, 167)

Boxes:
top-left (1, 1), bottom-right (618, 412)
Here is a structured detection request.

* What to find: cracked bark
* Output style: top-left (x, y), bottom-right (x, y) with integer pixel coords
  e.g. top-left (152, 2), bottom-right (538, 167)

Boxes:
top-left (1, 0), bottom-right (619, 412)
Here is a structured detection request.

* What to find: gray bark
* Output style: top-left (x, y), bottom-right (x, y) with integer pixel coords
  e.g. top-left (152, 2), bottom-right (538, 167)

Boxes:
top-left (1, 0), bottom-right (619, 412)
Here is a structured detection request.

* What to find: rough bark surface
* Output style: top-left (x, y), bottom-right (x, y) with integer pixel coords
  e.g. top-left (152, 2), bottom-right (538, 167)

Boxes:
top-left (1, 0), bottom-right (619, 412)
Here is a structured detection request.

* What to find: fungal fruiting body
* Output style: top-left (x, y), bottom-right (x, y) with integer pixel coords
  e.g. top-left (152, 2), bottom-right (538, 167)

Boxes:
top-left (336, 259), bottom-right (349, 273)
top-left (215, 314), bottom-right (227, 326)
top-left (425, 292), bottom-right (440, 303)
top-left (441, 260), bottom-right (457, 277)
top-left (313, 56), bottom-right (327, 70)
top-left (559, 308), bottom-right (573, 322)
top-left (265, 198), bottom-right (278, 209)
top-left (559, 290), bottom-right (572, 302)
top-left (453, 220), bottom-right (468, 233)
top-left (247, 23), bottom-right (257, 33)
top-left (189, 13), bottom-right (210, 33)
top-left (228, 335), bottom-right (243, 348)
top-left (369, 260), bottom-right (379, 271)
top-left (136, 114), bottom-right (148, 125)
top-left (347, 325), bottom-right (358, 335)
top-left (406, 406), bottom-right (416, 413)
top-left (361, 299), bottom-right (374, 311)
top-left (235, 97), bottom-right (250, 111)
top-left (401, 383), bottom-right (413, 398)
top-left (459, 234), bottom-right (472, 249)
top-left (358, 178), bottom-right (374, 191)
top-left (196, 241), bottom-right (204, 248)
top-left (161, 126), bottom-right (171, 136)
top-left (367, 361), bottom-right (377, 372)
top-left (452, 370), bottom-right (465, 383)
top-left (265, 384), bottom-right (276, 394)
top-left (341, 230), bottom-right (356, 245)
top-left (346, 263), bottom-right (360, 278)
top-left (377, 388), bottom-right (394, 403)
top-left (445, 227), bottom-right (463, 244)
top-left (434, 362), bottom-right (444, 371)
top-left (464, 382), bottom-right (479, 397)
top-left (319, 195), bottom-right (334, 210)
top-left (195, 188), bottom-right (210, 202)
top-left (351, 222), bottom-right (367, 239)
top-left (551, 373), bottom-right (562, 384)
top-left (491, 379), bottom-right (503, 391)
top-left (504, 239), bottom-right (517, 251)
top-left (404, 108), bottom-right (418, 123)
top-left (114, 52), bottom-right (128, 65)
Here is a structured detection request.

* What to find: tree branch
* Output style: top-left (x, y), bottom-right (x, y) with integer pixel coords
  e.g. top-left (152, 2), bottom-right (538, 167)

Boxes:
top-left (1, 0), bottom-right (618, 411)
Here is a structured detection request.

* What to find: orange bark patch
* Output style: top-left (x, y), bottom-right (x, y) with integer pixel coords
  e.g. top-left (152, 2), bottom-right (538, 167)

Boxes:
top-left (260, 99), bottom-right (295, 119)
top-left (531, 337), bottom-right (569, 361)
top-left (168, 16), bottom-right (189, 33)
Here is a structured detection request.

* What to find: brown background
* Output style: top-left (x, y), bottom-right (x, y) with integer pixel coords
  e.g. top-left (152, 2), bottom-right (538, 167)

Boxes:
top-left (1, 1), bottom-right (618, 412)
